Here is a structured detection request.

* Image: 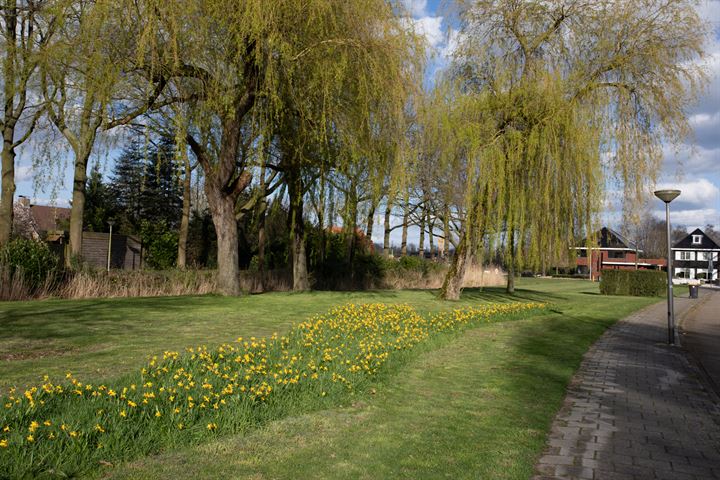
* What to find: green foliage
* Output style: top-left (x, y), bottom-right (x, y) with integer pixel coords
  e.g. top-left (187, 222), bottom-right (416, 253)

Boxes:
top-left (84, 163), bottom-right (116, 232)
top-left (140, 220), bottom-right (178, 270)
top-left (388, 255), bottom-right (444, 276)
top-left (0, 238), bottom-right (60, 292)
top-left (186, 209), bottom-right (217, 268)
top-left (599, 270), bottom-right (666, 297)
top-left (109, 139), bottom-right (146, 233)
top-left (109, 134), bottom-right (183, 236)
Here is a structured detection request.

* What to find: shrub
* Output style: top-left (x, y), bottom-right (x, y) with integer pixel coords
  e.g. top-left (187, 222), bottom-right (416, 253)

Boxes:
top-left (140, 220), bottom-right (178, 270)
top-left (0, 238), bottom-right (60, 294)
top-left (599, 269), bottom-right (666, 297)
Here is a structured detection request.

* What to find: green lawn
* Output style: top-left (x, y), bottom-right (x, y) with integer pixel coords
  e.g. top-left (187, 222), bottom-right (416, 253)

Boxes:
top-left (97, 279), bottom-right (656, 480)
top-left (0, 285), bottom-right (551, 393)
top-left (0, 279), bottom-right (659, 479)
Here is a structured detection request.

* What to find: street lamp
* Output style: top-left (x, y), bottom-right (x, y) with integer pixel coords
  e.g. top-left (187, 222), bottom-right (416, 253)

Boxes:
top-left (107, 220), bottom-right (115, 273)
top-left (654, 189), bottom-right (680, 345)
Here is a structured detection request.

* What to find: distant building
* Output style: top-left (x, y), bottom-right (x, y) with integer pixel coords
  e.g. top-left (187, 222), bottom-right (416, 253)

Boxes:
top-left (671, 228), bottom-right (719, 284)
top-left (13, 197), bottom-right (143, 270)
top-left (574, 227), bottom-right (666, 281)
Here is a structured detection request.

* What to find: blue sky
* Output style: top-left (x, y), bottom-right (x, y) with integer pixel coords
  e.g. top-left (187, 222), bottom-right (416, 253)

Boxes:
top-left (14, 0), bottom-right (720, 246)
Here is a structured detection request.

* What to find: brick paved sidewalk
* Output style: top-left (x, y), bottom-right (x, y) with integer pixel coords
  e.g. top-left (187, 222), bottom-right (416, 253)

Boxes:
top-left (533, 297), bottom-right (720, 480)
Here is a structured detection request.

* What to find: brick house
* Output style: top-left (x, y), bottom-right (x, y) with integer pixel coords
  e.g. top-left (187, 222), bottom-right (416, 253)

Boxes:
top-left (575, 227), bottom-right (666, 281)
top-left (671, 228), bottom-right (719, 284)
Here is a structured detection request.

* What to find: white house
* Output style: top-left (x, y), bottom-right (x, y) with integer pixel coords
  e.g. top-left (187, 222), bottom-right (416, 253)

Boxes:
top-left (671, 228), bottom-right (719, 284)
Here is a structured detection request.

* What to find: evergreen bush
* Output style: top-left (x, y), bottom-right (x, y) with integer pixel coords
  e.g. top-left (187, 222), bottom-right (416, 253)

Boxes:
top-left (599, 269), bottom-right (665, 297)
top-left (0, 238), bottom-right (60, 293)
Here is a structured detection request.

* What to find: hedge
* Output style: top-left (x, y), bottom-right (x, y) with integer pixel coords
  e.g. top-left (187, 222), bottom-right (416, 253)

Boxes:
top-left (599, 269), bottom-right (666, 297)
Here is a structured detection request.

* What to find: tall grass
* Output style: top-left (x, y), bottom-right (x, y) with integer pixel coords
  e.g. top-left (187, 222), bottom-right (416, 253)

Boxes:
top-left (0, 301), bottom-right (544, 478)
top-left (1, 260), bottom-right (506, 301)
top-left (384, 263), bottom-right (506, 290)
top-left (0, 266), bottom-right (58, 301)
top-left (60, 270), bottom-right (218, 299)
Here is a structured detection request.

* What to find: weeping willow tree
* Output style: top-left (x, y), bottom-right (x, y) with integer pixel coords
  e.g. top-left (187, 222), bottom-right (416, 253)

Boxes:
top-left (127, 0), bottom-right (420, 295)
top-left (435, 0), bottom-right (708, 300)
top-left (40, 0), bottom-right (164, 262)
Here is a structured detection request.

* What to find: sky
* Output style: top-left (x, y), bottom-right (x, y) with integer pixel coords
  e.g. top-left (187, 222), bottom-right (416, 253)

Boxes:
top-left (13, 0), bottom-right (720, 246)
top-left (403, 0), bottom-right (720, 233)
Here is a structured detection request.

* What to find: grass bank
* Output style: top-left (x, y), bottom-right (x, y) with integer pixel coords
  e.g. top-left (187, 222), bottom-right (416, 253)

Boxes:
top-left (0, 279), bottom-right (658, 479)
top-left (0, 286), bottom-right (549, 392)
top-left (102, 279), bottom-right (657, 480)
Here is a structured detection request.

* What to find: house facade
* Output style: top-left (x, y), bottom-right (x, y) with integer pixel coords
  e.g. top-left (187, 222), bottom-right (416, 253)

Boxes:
top-left (575, 227), bottom-right (666, 281)
top-left (671, 228), bottom-right (719, 284)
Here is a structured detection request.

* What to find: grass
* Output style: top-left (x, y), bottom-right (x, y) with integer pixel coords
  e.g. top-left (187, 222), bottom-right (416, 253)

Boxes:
top-left (0, 278), bottom-right (659, 479)
top-left (100, 279), bottom-right (656, 480)
top-left (0, 287), bottom-right (551, 393)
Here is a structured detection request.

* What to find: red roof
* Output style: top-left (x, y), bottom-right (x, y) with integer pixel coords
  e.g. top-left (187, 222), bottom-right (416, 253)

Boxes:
top-left (30, 205), bottom-right (71, 232)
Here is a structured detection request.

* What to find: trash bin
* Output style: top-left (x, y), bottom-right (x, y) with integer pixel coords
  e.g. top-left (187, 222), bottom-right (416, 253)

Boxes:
top-left (689, 285), bottom-right (699, 299)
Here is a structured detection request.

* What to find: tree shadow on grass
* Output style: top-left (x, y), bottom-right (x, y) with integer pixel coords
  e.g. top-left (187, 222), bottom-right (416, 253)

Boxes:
top-left (461, 287), bottom-right (567, 304)
top-left (0, 296), bottom-right (218, 341)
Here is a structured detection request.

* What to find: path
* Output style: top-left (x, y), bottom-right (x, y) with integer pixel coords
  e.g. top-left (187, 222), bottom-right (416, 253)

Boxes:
top-left (681, 288), bottom-right (720, 398)
top-left (533, 294), bottom-right (720, 480)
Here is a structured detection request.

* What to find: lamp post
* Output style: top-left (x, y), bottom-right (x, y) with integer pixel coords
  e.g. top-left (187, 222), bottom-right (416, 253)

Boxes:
top-left (107, 220), bottom-right (115, 273)
top-left (654, 189), bottom-right (680, 345)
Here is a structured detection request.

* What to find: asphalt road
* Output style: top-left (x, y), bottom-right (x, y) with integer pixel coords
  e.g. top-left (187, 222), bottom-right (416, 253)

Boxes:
top-left (680, 287), bottom-right (720, 398)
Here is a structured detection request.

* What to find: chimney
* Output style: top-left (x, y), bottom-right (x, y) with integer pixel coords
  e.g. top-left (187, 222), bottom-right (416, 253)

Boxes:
top-left (18, 195), bottom-right (30, 207)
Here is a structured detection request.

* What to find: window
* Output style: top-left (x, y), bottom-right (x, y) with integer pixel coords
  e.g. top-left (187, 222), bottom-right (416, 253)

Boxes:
top-left (692, 235), bottom-right (702, 244)
top-left (608, 251), bottom-right (625, 259)
top-left (578, 249), bottom-right (587, 258)
top-left (676, 251), bottom-right (693, 261)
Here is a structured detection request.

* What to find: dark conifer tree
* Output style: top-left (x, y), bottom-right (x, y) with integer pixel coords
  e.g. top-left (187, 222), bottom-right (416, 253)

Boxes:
top-left (109, 139), bottom-right (146, 234)
top-left (83, 163), bottom-right (115, 232)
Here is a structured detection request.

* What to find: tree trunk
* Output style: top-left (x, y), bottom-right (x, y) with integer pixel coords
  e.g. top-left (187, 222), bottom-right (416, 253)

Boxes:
top-left (257, 201), bottom-right (267, 288)
top-left (206, 180), bottom-right (241, 295)
top-left (383, 198), bottom-right (392, 257)
top-left (288, 172), bottom-right (309, 291)
top-left (0, 8), bottom-right (17, 247)
top-left (441, 190), bottom-right (484, 300)
top-left (68, 149), bottom-right (91, 262)
top-left (345, 187), bottom-right (358, 263)
top-left (187, 107), bottom-right (252, 295)
top-left (0, 131), bottom-right (15, 246)
top-left (177, 151), bottom-right (192, 269)
top-left (317, 174), bottom-right (326, 266)
top-left (428, 215), bottom-right (435, 260)
top-left (442, 205), bottom-right (450, 259)
top-left (400, 199), bottom-right (409, 256)
top-left (365, 199), bottom-right (376, 250)
top-left (418, 204), bottom-right (425, 259)
top-left (256, 163), bottom-right (268, 291)
top-left (440, 235), bottom-right (471, 300)
top-left (506, 229), bottom-right (516, 294)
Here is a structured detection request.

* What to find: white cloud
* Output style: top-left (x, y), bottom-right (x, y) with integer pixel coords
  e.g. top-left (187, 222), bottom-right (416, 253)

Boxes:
top-left (439, 27), bottom-right (460, 60)
top-left (15, 165), bottom-right (33, 183)
top-left (655, 178), bottom-right (719, 208)
top-left (698, 0), bottom-right (720, 26)
top-left (651, 208), bottom-right (720, 229)
top-left (412, 15), bottom-right (444, 49)
top-left (401, 0), bottom-right (428, 17)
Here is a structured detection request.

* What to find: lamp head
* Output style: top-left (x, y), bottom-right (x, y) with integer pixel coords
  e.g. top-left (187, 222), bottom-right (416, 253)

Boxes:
top-left (654, 189), bottom-right (681, 204)
top-left (108, 220), bottom-right (115, 227)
